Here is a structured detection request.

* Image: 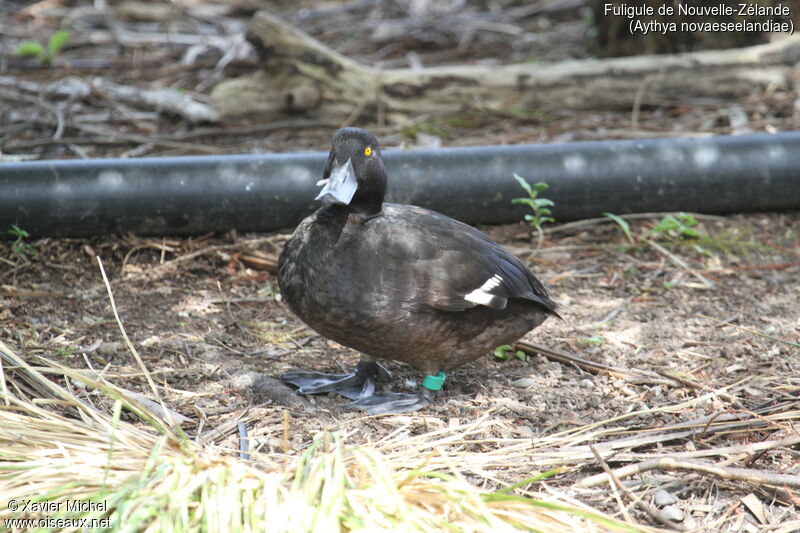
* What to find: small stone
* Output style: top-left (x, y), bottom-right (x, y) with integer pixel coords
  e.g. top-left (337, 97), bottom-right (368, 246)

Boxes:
top-left (511, 377), bottom-right (537, 388)
top-left (517, 425), bottom-right (535, 437)
top-left (661, 505), bottom-right (684, 522)
top-left (682, 515), bottom-right (698, 530)
top-left (141, 335), bottom-right (161, 347)
top-left (97, 341), bottom-right (123, 355)
top-left (654, 489), bottom-right (677, 507)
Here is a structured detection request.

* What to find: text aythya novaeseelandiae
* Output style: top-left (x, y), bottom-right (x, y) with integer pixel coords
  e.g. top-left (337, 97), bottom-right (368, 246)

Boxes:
top-left (278, 127), bottom-right (559, 414)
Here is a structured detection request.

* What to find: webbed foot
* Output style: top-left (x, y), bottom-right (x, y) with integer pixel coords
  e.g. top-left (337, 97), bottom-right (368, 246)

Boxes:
top-left (281, 360), bottom-right (390, 400)
top-left (348, 387), bottom-right (436, 415)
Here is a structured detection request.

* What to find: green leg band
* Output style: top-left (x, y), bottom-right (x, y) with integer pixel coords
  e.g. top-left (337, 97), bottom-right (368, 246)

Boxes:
top-left (422, 372), bottom-right (446, 391)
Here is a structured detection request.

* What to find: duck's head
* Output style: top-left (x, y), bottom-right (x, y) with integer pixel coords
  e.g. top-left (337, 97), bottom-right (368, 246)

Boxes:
top-left (316, 127), bottom-right (387, 218)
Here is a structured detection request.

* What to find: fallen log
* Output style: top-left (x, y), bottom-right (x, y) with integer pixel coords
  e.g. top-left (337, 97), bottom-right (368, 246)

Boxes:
top-left (211, 10), bottom-right (800, 122)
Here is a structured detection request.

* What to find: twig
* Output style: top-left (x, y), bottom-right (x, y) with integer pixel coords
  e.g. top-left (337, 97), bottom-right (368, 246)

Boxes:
top-left (39, 99), bottom-right (65, 140)
top-left (0, 75), bottom-right (91, 99)
top-left (595, 304), bottom-right (627, 326)
top-left (195, 410), bottom-right (258, 446)
top-left (1, 75), bottom-right (218, 124)
top-left (514, 341), bottom-right (676, 387)
top-left (217, 280), bottom-right (237, 327)
top-left (698, 314), bottom-right (800, 349)
top-left (515, 341), bottom-right (630, 378)
top-left (588, 446), bottom-right (636, 525)
top-left (516, 343), bottom-right (730, 394)
top-left (111, 28), bottom-right (234, 49)
top-left (121, 241), bottom-right (177, 271)
top-left (165, 119), bottom-right (340, 140)
top-left (118, 237), bottom-right (279, 281)
top-left (581, 456), bottom-right (800, 489)
top-left (537, 414), bottom-right (800, 466)
top-left (67, 143), bottom-right (89, 159)
top-left (294, 0), bottom-right (384, 21)
top-left (654, 369), bottom-right (703, 390)
top-left (631, 74), bottom-right (659, 131)
top-left (91, 78), bottom-right (219, 124)
top-left (645, 239), bottom-right (715, 289)
top-left (546, 377), bottom-right (751, 441)
top-left (5, 132), bottom-right (223, 155)
top-left (113, 386), bottom-right (191, 425)
top-left (239, 253), bottom-right (279, 273)
top-left (96, 256), bottom-right (172, 426)
top-left (76, 123), bottom-right (223, 154)
top-left (679, 435), bottom-right (800, 462)
top-left (589, 446), bottom-right (684, 531)
top-left (340, 96), bottom-right (368, 128)
top-left (542, 265), bottom-right (602, 284)
top-left (704, 261), bottom-right (800, 274)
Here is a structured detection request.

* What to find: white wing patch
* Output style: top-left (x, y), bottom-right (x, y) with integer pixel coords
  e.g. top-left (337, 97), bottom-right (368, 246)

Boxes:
top-left (464, 274), bottom-right (506, 309)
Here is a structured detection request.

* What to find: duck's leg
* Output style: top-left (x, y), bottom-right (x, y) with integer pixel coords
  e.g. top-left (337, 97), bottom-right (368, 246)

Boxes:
top-left (347, 372), bottom-right (446, 415)
top-left (281, 355), bottom-right (390, 400)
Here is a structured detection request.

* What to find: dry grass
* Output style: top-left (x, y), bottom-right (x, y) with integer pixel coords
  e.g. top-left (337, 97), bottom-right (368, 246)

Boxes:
top-left (0, 339), bottom-right (649, 533)
top-left (3, 328), bottom-right (799, 531)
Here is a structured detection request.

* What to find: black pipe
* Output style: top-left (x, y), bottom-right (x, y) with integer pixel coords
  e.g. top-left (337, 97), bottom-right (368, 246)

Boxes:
top-left (2, 132), bottom-right (799, 238)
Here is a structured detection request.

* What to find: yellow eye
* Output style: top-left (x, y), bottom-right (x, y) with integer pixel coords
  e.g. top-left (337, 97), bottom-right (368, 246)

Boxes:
top-left (364, 146), bottom-right (372, 156)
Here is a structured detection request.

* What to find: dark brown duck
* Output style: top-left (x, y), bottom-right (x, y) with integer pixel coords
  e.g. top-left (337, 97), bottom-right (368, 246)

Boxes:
top-left (278, 127), bottom-right (559, 414)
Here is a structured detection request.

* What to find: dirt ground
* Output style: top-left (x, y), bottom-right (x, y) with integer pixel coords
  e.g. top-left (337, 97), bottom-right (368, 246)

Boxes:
top-left (2, 211), bottom-right (799, 529)
top-left (2, 1), bottom-right (800, 530)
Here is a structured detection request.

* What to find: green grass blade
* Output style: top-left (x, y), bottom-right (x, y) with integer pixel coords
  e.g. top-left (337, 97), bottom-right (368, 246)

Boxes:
top-left (602, 212), bottom-right (634, 244)
top-left (48, 30), bottom-right (71, 59)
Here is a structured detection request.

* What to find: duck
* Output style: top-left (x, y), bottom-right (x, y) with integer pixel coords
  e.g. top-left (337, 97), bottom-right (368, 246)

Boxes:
top-left (277, 127), bottom-right (559, 414)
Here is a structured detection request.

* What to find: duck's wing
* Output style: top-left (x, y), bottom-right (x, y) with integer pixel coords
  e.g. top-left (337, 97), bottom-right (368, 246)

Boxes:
top-left (379, 205), bottom-right (559, 316)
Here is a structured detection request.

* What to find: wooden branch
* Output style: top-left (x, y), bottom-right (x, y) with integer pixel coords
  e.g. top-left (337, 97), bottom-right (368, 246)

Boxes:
top-left (0, 75), bottom-right (219, 124)
top-left (93, 78), bottom-right (219, 124)
top-left (589, 446), bottom-right (638, 526)
top-left (581, 456), bottom-right (800, 489)
top-left (514, 341), bottom-right (678, 387)
top-left (514, 341), bottom-right (633, 378)
top-left (589, 446), bottom-right (685, 531)
top-left (109, 385), bottom-right (193, 425)
top-left (211, 11), bottom-right (800, 120)
top-left (532, 418), bottom-right (796, 467)
top-left (239, 251), bottom-right (279, 273)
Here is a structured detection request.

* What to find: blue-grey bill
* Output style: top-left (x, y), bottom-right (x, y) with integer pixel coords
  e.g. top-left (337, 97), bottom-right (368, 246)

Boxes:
top-left (315, 158), bottom-right (357, 205)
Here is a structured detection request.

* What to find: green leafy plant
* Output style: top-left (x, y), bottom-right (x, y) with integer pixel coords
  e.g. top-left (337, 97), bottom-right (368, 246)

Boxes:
top-left (15, 30), bottom-right (71, 65)
top-left (8, 225), bottom-right (36, 260)
top-left (55, 346), bottom-right (76, 357)
top-left (493, 344), bottom-right (527, 362)
top-left (605, 212), bottom-right (718, 256)
top-left (649, 213), bottom-right (700, 240)
top-left (649, 213), bottom-right (716, 256)
top-left (512, 174), bottom-right (555, 247)
top-left (580, 335), bottom-right (604, 347)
